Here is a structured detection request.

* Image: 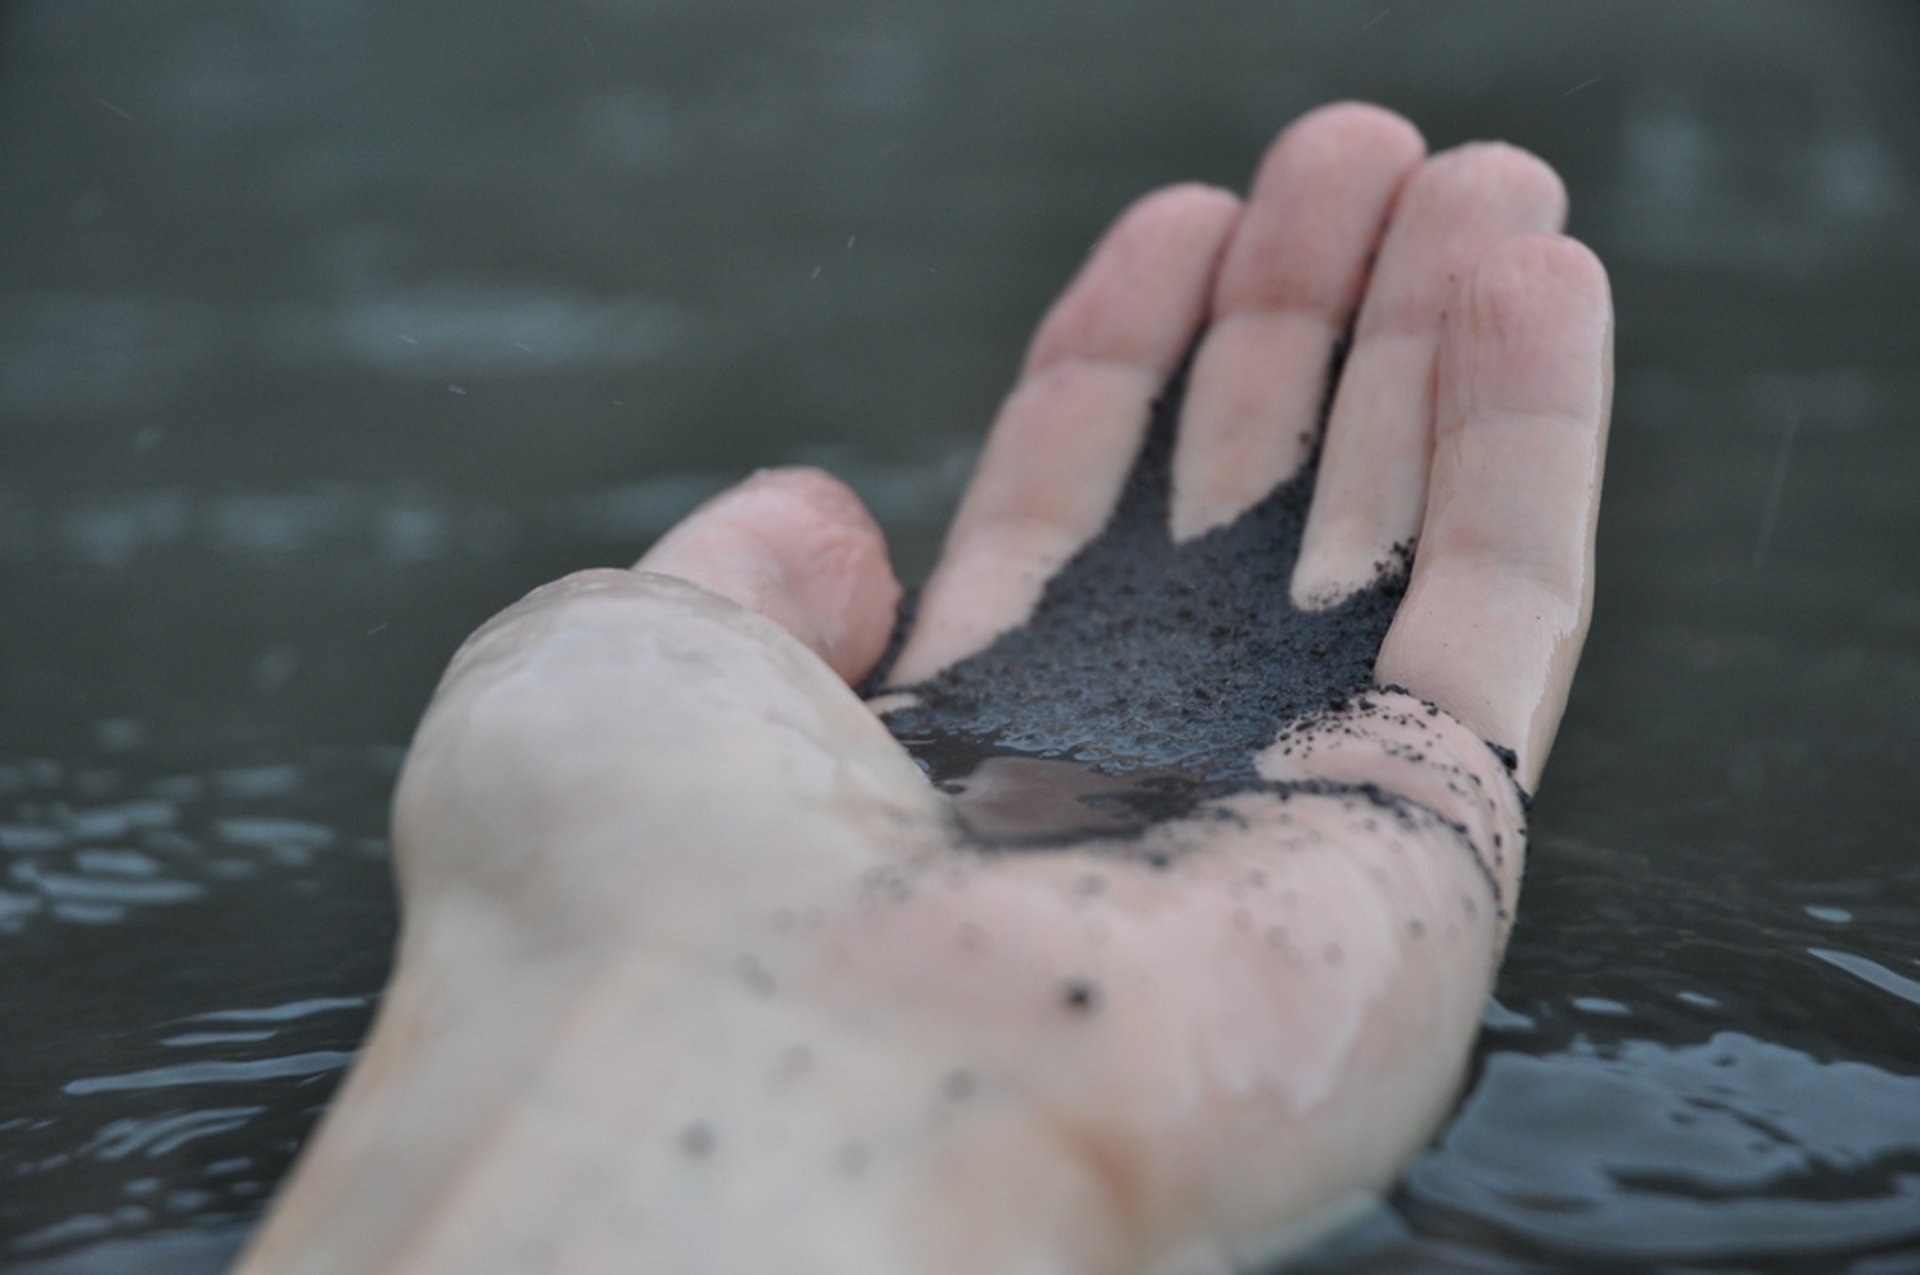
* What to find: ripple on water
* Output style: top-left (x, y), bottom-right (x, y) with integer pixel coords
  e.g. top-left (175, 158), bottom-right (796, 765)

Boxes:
top-left (76, 1109), bottom-right (269, 1161)
top-left (1, 746), bottom-right (396, 1266)
top-left (64, 1054), bottom-right (360, 1098)
top-left (7, 751), bottom-right (1920, 1272)
top-left (1402, 1032), bottom-right (1920, 1262)
top-left (1808, 947), bottom-right (1920, 1010)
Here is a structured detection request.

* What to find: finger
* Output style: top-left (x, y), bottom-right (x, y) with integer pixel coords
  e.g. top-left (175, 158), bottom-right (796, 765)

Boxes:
top-left (1290, 143), bottom-right (1567, 608)
top-left (638, 467), bottom-right (901, 685)
top-left (1255, 690), bottom-right (1529, 911)
top-left (1373, 235), bottom-right (1614, 791)
top-left (887, 184), bottom-right (1242, 685)
top-left (1170, 103), bottom-right (1426, 541)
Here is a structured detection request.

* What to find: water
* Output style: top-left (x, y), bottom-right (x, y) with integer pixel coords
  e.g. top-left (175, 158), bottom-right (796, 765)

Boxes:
top-left (4, 1), bottom-right (1918, 1270)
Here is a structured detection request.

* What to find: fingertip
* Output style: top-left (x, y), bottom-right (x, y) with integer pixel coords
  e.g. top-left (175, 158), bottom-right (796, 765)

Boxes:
top-left (1427, 141), bottom-right (1567, 225)
top-left (1284, 101), bottom-right (1428, 171)
top-left (1462, 233), bottom-right (1609, 316)
top-left (731, 466), bottom-right (905, 682)
top-left (1137, 180), bottom-right (1246, 224)
top-left (639, 467), bottom-right (902, 685)
top-left (1136, 179), bottom-right (1244, 211)
top-left (740, 465), bottom-right (891, 543)
top-left (1444, 234), bottom-right (1612, 432)
top-left (1023, 182), bottom-right (1242, 377)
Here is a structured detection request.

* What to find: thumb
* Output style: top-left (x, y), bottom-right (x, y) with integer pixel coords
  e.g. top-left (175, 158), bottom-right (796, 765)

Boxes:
top-left (392, 470), bottom-right (932, 938)
top-left (639, 466), bottom-right (903, 685)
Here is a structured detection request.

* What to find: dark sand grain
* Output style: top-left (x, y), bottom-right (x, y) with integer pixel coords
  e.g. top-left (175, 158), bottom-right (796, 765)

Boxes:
top-left (874, 348), bottom-right (1441, 848)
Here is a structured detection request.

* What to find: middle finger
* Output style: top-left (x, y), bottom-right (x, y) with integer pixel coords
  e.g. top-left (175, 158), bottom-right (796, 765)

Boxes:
top-left (1290, 142), bottom-right (1567, 608)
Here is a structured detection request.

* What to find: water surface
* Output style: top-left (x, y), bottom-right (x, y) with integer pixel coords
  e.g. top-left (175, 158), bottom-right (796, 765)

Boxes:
top-left (4, 2), bottom-right (1919, 1271)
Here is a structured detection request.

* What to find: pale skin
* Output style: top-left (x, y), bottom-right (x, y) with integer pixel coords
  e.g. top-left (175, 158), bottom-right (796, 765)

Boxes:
top-left (235, 104), bottom-right (1613, 1275)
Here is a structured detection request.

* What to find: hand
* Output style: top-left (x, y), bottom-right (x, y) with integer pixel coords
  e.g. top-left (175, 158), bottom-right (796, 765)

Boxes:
top-left (237, 103), bottom-right (1612, 1275)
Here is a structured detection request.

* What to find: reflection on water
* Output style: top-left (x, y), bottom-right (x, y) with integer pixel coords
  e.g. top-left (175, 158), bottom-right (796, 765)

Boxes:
top-left (1, 751), bottom-right (394, 1271)
top-left (4, 0), bottom-right (1920, 1271)
top-left (1413, 1031), bottom-right (1920, 1257)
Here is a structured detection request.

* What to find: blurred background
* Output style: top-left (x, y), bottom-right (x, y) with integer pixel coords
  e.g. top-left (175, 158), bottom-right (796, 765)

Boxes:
top-left (2, 1), bottom-right (1917, 1271)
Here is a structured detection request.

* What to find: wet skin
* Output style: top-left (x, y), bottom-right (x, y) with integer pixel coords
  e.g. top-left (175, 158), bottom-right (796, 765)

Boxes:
top-left (234, 104), bottom-right (1612, 1275)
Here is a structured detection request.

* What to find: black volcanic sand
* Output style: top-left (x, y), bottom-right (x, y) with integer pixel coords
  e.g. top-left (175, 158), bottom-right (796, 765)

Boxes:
top-left (873, 351), bottom-right (1517, 888)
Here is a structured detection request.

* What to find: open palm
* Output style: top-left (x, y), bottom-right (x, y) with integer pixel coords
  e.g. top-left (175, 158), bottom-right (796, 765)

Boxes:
top-left (238, 104), bottom-right (1613, 1275)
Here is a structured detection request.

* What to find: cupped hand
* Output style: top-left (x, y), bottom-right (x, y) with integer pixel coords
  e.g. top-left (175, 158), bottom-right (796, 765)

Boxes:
top-left (239, 104), bottom-right (1612, 1275)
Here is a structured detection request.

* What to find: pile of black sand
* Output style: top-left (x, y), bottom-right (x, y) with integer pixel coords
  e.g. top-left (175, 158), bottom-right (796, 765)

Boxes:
top-left (870, 350), bottom-right (1427, 847)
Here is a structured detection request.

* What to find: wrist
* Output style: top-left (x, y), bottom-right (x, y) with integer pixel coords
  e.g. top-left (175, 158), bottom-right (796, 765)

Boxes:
top-left (238, 934), bottom-right (1124, 1275)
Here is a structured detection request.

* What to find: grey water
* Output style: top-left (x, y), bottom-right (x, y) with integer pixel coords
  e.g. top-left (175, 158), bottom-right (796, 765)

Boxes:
top-left (4, 1), bottom-right (1919, 1271)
